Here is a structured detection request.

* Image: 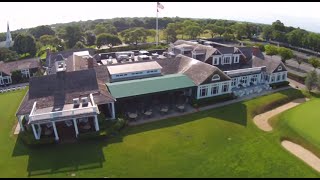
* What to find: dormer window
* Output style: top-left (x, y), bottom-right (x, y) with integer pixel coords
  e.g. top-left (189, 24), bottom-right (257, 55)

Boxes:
top-left (278, 66), bottom-right (282, 71)
top-left (234, 56), bottom-right (239, 63)
top-left (212, 74), bottom-right (220, 81)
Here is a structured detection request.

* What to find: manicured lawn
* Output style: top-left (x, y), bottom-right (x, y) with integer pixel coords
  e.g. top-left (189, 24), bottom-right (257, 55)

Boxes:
top-left (0, 88), bottom-right (320, 177)
top-left (271, 98), bottom-right (320, 154)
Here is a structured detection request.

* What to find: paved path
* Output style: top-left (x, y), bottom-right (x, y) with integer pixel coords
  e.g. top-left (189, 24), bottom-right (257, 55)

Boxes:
top-left (13, 123), bottom-right (21, 135)
top-left (253, 98), bottom-right (309, 131)
top-left (282, 140), bottom-right (320, 173)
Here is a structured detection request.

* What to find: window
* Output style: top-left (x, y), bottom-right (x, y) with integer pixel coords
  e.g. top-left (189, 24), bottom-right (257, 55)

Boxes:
top-left (199, 86), bottom-right (208, 97)
top-left (219, 57), bottom-right (222, 62)
top-left (211, 84), bottom-right (219, 95)
top-left (116, 75), bottom-right (119, 77)
top-left (271, 75), bottom-right (275, 82)
top-left (251, 75), bottom-right (258, 83)
top-left (213, 57), bottom-right (219, 65)
top-left (222, 83), bottom-right (229, 93)
top-left (234, 56), bottom-right (239, 63)
top-left (211, 74), bottom-right (220, 81)
top-left (223, 56), bottom-right (231, 64)
top-left (240, 76), bottom-right (248, 84)
top-left (282, 73), bottom-right (286, 80)
top-left (277, 73), bottom-right (281, 81)
top-left (231, 78), bottom-right (237, 87)
top-left (278, 66), bottom-right (282, 71)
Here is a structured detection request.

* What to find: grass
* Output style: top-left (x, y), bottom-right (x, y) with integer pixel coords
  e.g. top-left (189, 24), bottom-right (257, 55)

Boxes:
top-left (270, 96), bottom-right (320, 159)
top-left (1, 88), bottom-right (320, 177)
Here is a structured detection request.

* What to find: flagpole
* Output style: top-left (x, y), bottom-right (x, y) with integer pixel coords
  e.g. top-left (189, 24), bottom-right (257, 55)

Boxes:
top-left (156, 2), bottom-right (159, 46)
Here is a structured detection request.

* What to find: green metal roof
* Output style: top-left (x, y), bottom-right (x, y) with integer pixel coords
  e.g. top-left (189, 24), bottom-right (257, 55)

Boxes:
top-left (106, 74), bottom-right (196, 99)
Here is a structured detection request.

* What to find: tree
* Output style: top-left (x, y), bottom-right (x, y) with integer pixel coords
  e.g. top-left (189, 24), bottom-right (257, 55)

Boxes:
top-left (11, 70), bottom-right (28, 84)
top-left (63, 25), bottom-right (84, 48)
top-left (29, 25), bottom-right (55, 39)
top-left (164, 23), bottom-right (178, 43)
top-left (308, 57), bottom-right (320, 70)
top-left (231, 23), bottom-right (246, 40)
top-left (119, 27), bottom-right (148, 45)
top-left (0, 48), bottom-right (18, 61)
top-left (39, 35), bottom-right (61, 46)
top-left (272, 20), bottom-right (285, 32)
top-left (94, 23), bottom-right (117, 35)
top-left (205, 24), bottom-right (219, 38)
top-left (278, 47), bottom-right (293, 63)
top-left (73, 41), bottom-right (86, 49)
top-left (262, 26), bottom-right (273, 40)
top-left (214, 26), bottom-right (225, 37)
top-left (96, 33), bottom-right (122, 49)
top-left (94, 24), bottom-right (107, 35)
top-left (12, 34), bottom-right (37, 57)
top-left (264, 44), bottom-right (278, 57)
top-left (296, 57), bottom-right (303, 71)
top-left (85, 31), bottom-right (96, 46)
top-left (305, 70), bottom-right (318, 92)
top-left (185, 25), bottom-right (202, 39)
top-left (147, 29), bottom-right (156, 42)
top-left (286, 28), bottom-right (307, 47)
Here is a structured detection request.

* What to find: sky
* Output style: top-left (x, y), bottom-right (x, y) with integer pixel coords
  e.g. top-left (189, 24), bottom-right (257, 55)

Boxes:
top-left (1, 2), bottom-right (320, 33)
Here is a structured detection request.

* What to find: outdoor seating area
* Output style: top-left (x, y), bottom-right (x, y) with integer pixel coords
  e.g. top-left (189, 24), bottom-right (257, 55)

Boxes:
top-left (119, 91), bottom-right (192, 122)
top-left (233, 83), bottom-right (272, 98)
top-left (0, 84), bottom-right (27, 93)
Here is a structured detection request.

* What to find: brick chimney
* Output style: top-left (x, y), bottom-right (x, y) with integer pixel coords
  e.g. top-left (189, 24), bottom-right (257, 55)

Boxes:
top-left (252, 46), bottom-right (260, 57)
top-left (87, 57), bottom-right (94, 69)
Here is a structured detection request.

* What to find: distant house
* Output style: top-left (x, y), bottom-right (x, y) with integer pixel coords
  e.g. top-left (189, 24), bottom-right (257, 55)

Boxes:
top-left (0, 57), bottom-right (41, 86)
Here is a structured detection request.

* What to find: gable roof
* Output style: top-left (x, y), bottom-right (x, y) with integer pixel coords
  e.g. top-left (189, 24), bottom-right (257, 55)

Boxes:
top-left (157, 54), bottom-right (230, 85)
top-left (0, 57), bottom-right (41, 76)
top-left (252, 56), bottom-right (287, 73)
top-left (16, 68), bottom-right (114, 116)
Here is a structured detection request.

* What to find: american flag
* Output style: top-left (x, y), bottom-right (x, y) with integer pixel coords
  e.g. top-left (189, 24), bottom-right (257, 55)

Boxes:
top-left (157, 2), bottom-right (164, 12)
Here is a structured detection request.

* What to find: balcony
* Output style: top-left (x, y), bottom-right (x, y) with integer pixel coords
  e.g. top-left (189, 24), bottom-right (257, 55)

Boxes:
top-left (28, 102), bottom-right (99, 124)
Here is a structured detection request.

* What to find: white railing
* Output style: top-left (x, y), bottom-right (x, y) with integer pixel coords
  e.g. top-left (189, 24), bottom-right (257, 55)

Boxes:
top-left (29, 105), bottom-right (98, 122)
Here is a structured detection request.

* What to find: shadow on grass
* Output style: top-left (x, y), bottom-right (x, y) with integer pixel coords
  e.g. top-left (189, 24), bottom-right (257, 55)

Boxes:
top-left (121, 102), bottom-right (247, 136)
top-left (11, 133), bottom-right (115, 177)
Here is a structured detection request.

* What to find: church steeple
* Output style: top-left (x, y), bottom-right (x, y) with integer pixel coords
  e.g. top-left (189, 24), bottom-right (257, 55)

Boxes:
top-left (6, 22), bottom-right (12, 48)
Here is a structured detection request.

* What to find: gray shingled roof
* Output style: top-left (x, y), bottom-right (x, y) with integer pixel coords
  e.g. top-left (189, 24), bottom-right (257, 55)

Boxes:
top-left (157, 54), bottom-right (230, 85)
top-left (252, 56), bottom-right (286, 73)
top-left (0, 57), bottom-right (41, 76)
top-left (16, 68), bottom-right (115, 116)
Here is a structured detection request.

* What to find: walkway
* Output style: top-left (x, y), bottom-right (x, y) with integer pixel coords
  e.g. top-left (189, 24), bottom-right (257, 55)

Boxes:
top-left (282, 140), bottom-right (320, 173)
top-left (129, 86), bottom-right (291, 126)
top-left (253, 98), bottom-right (309, 131)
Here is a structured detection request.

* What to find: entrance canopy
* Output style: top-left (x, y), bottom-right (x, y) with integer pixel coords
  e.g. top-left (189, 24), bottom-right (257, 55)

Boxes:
top-left (106, 74), bottom-right (196, 99)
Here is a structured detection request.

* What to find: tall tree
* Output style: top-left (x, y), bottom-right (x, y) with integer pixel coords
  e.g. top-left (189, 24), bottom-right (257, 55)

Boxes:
top-left (73, 41), bottom-right (86, 49)
top-left (64, 25), bottom-right (84, 49)
top-left (39, 35), bottom-right (61, 46)
top-left (119, 27), bottom-right (148, 45)
top-left (13, 34), bottom-right (37, 57)
top-left (278, 47), bottom-right (293, 63)
top-left (264, 44), bottom-right (278, 58)
top-left (0, 48), bottom-right (18, 61)
top-left (29, 25), bottom-right (55, 39)
top-left (85, 31), bottom-right (96, 46)
top-left (262, 26), bottom-right (273, 40)
top-left (308, 57), bottom-right (320, 70)
top-left (96, 33), bottom-right (122, 49)
top-left (305, 70), bottom-right (318, 92)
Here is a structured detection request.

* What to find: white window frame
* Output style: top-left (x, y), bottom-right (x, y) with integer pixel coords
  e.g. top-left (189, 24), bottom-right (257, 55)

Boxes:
top-left (211, 84), bottom-right (219, 95)
top-left (231, 78), bottom-right (237, 87)
top-left (223, 56), bottom-right (231, 64)
top-left (221, 82), bottom-right (229, 93)
top-left (211, 74), bottom-right (220, 81)
top-left (278, 66), bottom-right (282, 71)
top-left (213, 57), bottom-right (219, 65)
top-left (199, 86), bottom-right (209, 97)
top-left (234, 56), bottom-right (239, 63)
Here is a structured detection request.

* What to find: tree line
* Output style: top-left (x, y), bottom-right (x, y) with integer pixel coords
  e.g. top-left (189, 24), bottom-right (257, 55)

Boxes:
top-left (1, 17), bottom-right (320, 62)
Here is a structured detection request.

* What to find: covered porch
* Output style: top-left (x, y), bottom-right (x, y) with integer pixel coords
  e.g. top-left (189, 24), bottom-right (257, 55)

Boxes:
top-left (29, 115), bottom-right (100, 141)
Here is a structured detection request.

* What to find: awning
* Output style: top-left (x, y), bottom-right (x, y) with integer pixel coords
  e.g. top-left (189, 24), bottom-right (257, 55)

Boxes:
top-left (106, 74), bottom-right (196, 99)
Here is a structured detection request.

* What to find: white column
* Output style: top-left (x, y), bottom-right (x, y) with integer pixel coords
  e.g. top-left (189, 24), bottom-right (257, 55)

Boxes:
top-left (52, 122), bottom-right (59, 141)
top-left (111, 102), bottom-right (115, 119)
top-left (94, 115), bottom-right (99, 131)
top-left (17, 116), bottom-right (25, 131)
top-left (73, 118), bottom-right (79, 137)
top-left (31, 124), bottom-right (39, 140)
top-left (37, 124), bottom-right (41, 138)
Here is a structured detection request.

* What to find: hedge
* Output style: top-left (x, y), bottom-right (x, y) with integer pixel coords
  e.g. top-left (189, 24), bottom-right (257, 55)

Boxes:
top-left (20, 130), bottom-right (56, 146)
top-left (287, 71), bottom-right (306, 84)
top-left (78, 130), bottom-right (108, 141)
top-left (191, 93), bottom-right (235, 108)
top-left (270, 81), bottom-right (290, 89)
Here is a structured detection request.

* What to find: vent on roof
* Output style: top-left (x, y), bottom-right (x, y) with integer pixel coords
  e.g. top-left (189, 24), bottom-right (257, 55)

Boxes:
top-left (73, 98), bottom-right (80, 108)
top-left (81, 97), bottom-right (89, 107)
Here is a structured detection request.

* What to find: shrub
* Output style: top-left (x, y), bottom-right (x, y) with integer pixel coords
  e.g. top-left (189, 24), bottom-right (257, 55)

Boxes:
top-left (287, 72), bottom-right (306, 84)
top-left (78, 131), bottom-right (107, 140)
top-left (19, 130), bottom-right (55, 145)
top-left (270, 81), bottom-right (290, 89)
top-left (191, 93), bottom-right (235, 108)
top-left (113, 118), bottom-right (126, 131)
